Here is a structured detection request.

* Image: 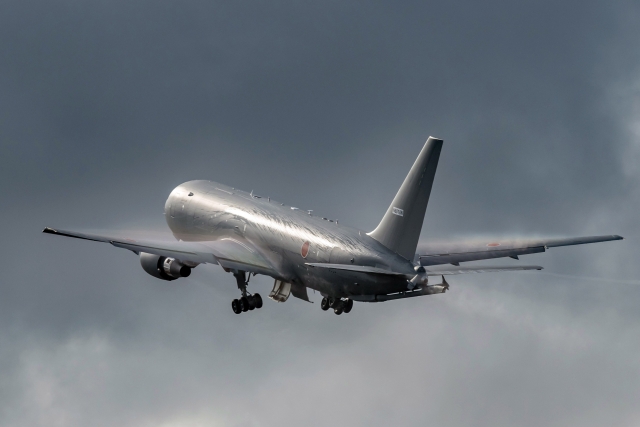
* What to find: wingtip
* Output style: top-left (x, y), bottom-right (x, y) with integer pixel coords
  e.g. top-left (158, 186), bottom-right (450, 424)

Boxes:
top-left (614, 235), bottom-right (624, 240)
top-left (42, 227), bottom-right (56, 234)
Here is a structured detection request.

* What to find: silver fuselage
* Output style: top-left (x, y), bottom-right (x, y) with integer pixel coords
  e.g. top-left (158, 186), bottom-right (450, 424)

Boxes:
top-left (165, 180), bottom-right (415, 297)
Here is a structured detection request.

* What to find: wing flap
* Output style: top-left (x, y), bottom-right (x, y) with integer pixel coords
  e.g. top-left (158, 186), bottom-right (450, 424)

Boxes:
top-left (110, 241), bottom-right (216, 264)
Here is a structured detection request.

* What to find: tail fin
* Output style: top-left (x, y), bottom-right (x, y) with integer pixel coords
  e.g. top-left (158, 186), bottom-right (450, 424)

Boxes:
top-left (368, 137), bottom-right (443, 260)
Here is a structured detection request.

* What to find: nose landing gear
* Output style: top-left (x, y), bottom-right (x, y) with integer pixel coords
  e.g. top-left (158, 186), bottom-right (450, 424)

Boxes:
top-left (321, 296), bottom-right (354, 315)
top-left (231, 271), bottom-right (263, 314)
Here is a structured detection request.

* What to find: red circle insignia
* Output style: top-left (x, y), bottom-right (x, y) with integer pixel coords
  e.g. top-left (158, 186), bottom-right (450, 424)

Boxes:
top-left (487, 243), bottom-right (501, 247)
top-left (301, 241), bottom-right (310, 258)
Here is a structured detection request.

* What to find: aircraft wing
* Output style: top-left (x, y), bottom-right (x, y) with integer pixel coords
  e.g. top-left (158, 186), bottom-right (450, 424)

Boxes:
top-left (306, 262), bottom-right (542, 277)
top-left (305, 263), bottom-right (409, 276)
top-left (425, 265), bottom-right (542, 275)
top-left (416, 235), bottom-right (623, 266)
top-left (42, 227), bottom-right (278, 276)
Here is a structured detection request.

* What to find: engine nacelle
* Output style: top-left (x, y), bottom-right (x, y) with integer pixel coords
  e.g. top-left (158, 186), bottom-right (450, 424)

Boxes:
top-left (139, 252), bottom-right (192, 281)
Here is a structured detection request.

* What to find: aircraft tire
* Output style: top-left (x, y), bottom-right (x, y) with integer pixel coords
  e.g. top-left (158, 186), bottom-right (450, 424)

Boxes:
top-left (253, 293), bottom-right (263, 309)
top-left (334, 306), bottom-right (343, 315)
top-left (321, 297), bottom-right (330, 311)
top-left (240, 296), bottom-right (250, 312)
top-left (232, 299), bottom-right (242, 314)
top-left (343, 299), bottom-right (353, 314)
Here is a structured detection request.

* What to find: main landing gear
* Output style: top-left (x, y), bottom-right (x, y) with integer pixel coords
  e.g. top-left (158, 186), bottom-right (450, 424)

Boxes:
top-left (321, 297), bottom-right (353, 315)
top-left (231, 271), bottom-right (263, 314)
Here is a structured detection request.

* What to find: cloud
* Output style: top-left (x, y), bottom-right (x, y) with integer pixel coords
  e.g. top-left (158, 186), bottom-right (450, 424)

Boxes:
top-left (1, 0), bottom-right (639, 426)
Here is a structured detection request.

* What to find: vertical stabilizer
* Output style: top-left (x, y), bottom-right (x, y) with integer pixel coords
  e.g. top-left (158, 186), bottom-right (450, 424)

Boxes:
top-left (368, 137), bottom-right (443, 260)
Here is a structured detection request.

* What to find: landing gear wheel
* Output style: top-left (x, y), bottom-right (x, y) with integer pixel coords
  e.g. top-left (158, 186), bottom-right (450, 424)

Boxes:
top-left (231, 299), bottom-right (242, 314)
top-left (334, 306), bottom-right (343, 315)
top-left (240, 296), bottom-right (250, 312)
top-left (343, 299), bottom-right (353, 314)
top-left (321, 297), bottom-right (330, 311)
top-left (230, 271), bottom-right (262, 314)
top-left (253, 293), bottom-right (263, 309)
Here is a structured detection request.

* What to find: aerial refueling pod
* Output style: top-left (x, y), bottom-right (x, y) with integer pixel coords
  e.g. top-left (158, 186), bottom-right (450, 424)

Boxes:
top-left (139, 252), bottom-right (192, 281)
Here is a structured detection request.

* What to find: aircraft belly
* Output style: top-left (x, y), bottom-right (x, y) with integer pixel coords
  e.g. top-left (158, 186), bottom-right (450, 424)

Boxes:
top-left (303, 266), bottom-right (406, 297)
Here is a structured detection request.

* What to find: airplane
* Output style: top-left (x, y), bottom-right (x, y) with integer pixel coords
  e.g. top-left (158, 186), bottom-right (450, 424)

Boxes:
top-left (43, 137), bottom-right (623, 315)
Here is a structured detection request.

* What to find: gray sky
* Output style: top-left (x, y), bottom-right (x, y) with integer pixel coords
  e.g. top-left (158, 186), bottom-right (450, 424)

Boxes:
top-left (2, 1), bottom-right (640, 426)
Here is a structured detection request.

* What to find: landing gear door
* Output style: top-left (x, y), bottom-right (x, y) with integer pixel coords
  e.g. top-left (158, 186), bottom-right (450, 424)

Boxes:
top-left (269, 280), bottom-right (291, 302)
top-left (269, 279), bottom-right (312, 303)
top-left (290, 282), bottom-right (312, 302)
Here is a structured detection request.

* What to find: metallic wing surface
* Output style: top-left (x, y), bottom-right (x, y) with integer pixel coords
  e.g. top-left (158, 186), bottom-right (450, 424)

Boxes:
top-left (416, 235), bottom-right (623, 266)
top-left (305, 262), bottom-right (543, 276)
top-left (423, 265), bottom-right (543, 275)
top-left (43, 227), bottom-right (279, 276)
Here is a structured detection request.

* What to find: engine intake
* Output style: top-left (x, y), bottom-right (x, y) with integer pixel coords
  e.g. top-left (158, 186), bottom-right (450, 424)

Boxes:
top-left (139, 252), bottom-right (192, 281)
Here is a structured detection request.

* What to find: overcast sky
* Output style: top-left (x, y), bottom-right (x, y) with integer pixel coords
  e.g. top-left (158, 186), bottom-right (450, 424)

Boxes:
top-left (2, 1), bottom-right (640, 426)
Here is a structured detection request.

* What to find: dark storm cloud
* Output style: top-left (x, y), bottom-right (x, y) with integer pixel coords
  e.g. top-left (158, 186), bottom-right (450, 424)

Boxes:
top-left (1, 0), bottom-right (639, 426)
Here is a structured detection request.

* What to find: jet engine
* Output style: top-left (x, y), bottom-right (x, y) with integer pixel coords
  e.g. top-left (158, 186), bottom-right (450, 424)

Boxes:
top-left (139, 252), bottom-right (192, 281)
